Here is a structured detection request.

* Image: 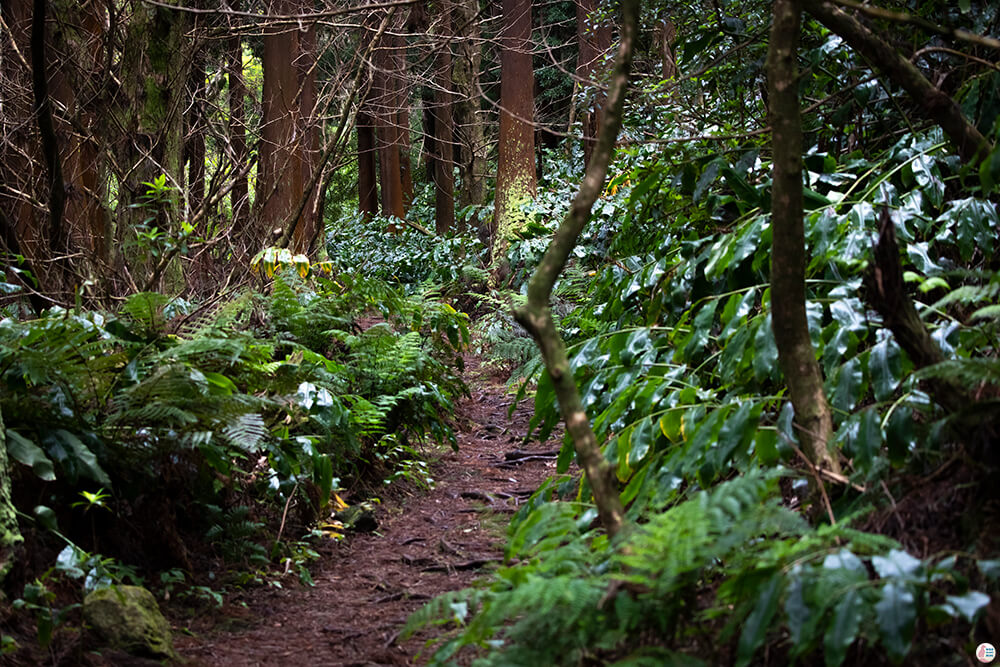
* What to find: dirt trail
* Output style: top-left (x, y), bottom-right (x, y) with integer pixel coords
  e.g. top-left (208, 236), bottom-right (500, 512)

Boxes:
top-left (176, 356), bottom-right (558, 666)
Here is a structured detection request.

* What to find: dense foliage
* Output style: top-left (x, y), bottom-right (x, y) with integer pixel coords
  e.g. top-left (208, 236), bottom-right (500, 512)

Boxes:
top-left (2, 0), bottom-right (999, 664)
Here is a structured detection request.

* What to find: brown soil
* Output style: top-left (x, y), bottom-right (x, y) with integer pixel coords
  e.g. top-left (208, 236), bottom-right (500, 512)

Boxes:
top-left (174, 355), bottom-right (561, 666)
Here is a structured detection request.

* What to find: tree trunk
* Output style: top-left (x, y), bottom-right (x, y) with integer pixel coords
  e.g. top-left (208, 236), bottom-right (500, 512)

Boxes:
top-left (292, 19), bottom-right (321, 254)
top-left (452, 0), bottom-right (487, 231)
top-left (801, 0), bottom-right (992, 166)
top-left (186, 54), bottom-right (207, 216)
top-left (768, 0), bottom-right (840, 474)
top-left (49, 0), bottom-right (109, 267)
top-left (257, 0), bottom-right (300, 246)
top-left (373, 11), bottom-right (406, 222)
top-left (433, 6), bottom-right (455, 234)
top-left (575, 0), bottom-right (612, 169)
top-left (227, 2), bottom-right (249, 244)
top-left (514, 0), bottom-right (638, 538)
top-left (0, 0), bottom-right (50, 306)
top-left (492, 0), bottom-right (537, 265)
top-left (118, 0), bottom-right (189, 289)
top-left (357, 106), bottom-right (380, 220)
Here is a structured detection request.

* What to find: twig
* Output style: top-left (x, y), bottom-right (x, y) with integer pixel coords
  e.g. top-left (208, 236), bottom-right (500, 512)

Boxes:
top-left (275, 481), bottom-right (300, 545)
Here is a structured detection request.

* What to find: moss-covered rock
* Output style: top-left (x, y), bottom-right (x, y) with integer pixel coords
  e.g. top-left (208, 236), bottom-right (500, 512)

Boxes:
top-left (83, 585), bottom-right (177, 660)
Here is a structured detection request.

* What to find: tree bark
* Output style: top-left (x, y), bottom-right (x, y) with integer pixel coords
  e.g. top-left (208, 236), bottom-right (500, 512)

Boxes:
top-left (227, 1), bottom-right (249, 242)
top-left (575, 0), bottom-right (612, 169)
top-left (373, 11), bottom-right (406, 222)
top-left (357, 105), bottom-right (380, 219)
top-left (452, 0), bottom-right (487, 231)
top-left (433, 5), bottom-right (455, 234)
top-left (492, 0), bottom-right (537, 265)
top-left (514, 0), bottom-right (638, 538)
top-left (768, 0), bottom-right (840, 474)
top-left (118, 0), bottom-right (189, 290)
top-left (801, 0), bottom-right (992, 166)
top-left (31, 0), bottom-right (66, 259)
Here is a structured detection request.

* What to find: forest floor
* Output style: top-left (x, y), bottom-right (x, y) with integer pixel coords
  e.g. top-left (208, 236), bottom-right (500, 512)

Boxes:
top-left (172, 354), bottom-right (559, 666)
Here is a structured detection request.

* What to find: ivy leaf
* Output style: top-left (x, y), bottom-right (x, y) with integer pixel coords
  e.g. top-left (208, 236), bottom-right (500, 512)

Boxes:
top-left (824, 589), bottom-right (864, 667)
top-left (875, 582), bottom-right (916, 662)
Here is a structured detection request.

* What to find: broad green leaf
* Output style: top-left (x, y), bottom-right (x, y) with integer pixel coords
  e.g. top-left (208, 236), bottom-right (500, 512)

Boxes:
top-left (852, 407), bottom-right (881, 472)
top-left (874, 582), bottom-right (916, 661)
top-left (824, 589), bottom-right (864, 667)
top-left (735, 572), bottom-right (782, 667)
top-left (715, 401), bottom-right (761, 466)
top-left (869, 338), bottom-right (902, 402)
top-left (885, 407), bottom-right (913, 466)
top-left (694, 161), bottom-right (721, 202)
top-left (944, 591), bottom-right (990, 623)
top-left (719, 289), bottom-right (756, 340)
top-left (935, 198), bottom-right (998, 262)
top-left (752, 317), bottom-right (778, 382)
top-left (627, 416), bottom-right (655, 469)
top-left (6, 430), bottom-right (56, 481)
top-left (660, 410), bottom-right (683, 443)
top-left (33, 505), bottom-right (58, 531)
top-left (829, 298), bottom-right (866, 334)
top-left (823, 549), bottom-right (868, 582)
top-left (755, 429), bottom-right (779, 465)
top-left (683, 300), bottom-right (718, 361)
top-left (832, 358), bottom-right (863, 414)
top-left (203, 371), bottom-right (238, 395)
top-left (872, 549), bottom-right (922, 579)
top-left (51, 430), bottom-right (111, 487)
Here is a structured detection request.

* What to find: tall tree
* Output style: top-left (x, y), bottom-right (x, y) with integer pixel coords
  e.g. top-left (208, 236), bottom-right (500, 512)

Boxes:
top-left (452, 0), bottom-right (487, 231)
top-left (227, 1), bottom-right (250, 243)
top-left (767, 0), bottom-right (839, 474)
top-left (117, 0), bottom-right (189, 288)
top-left (575, 0), bottom-right (612, 168)
top-left (372, 10), bottom-right (406, 221)
top-left (492, 0), bottom-right (537, 264)
top-left (432, 4), bottom-right (456, 233)
top-left (256, 0), bottom-right (321, 253)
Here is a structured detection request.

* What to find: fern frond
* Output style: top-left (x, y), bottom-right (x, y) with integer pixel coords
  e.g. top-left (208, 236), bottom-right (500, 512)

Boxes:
top-left (222, 413), bottom-right (268, 452)
top-left (914, 358), bottom-right (1000, 386)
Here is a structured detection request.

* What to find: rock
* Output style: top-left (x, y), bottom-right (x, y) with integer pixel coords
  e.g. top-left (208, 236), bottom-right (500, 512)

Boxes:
top-left (83, 585), bottom-right (177, 660)
top-left (335, 505), bottom-right (378, 532)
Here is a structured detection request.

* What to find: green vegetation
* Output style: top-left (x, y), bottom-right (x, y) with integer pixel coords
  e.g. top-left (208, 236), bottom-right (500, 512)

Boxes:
top-left (2, 0), bottom-right (999, 664)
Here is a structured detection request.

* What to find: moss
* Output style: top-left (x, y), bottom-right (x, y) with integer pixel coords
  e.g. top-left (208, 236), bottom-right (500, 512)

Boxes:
top-left (83, 586), bottom-right (178, 660)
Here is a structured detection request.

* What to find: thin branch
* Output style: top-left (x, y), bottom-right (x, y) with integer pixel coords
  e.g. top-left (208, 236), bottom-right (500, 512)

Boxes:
top-left (513, 0), bottom-right (639, 538)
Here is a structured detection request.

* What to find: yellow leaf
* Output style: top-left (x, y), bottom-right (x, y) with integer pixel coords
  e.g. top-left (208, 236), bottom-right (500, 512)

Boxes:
top-left (332, 493), bottom-right (349, 511)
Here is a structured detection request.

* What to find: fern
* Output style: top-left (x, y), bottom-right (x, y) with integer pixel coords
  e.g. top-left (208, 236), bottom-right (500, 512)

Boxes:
top-left (408, 472), bottom-right (986, 666)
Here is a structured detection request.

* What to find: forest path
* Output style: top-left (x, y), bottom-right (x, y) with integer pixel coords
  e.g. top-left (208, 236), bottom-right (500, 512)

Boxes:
top-left (175, 354), bottom-right (558, 666)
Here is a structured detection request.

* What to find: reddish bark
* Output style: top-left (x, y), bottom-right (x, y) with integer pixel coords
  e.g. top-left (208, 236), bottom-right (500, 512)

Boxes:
top-left (492, 0), bottom-right (537, 252)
